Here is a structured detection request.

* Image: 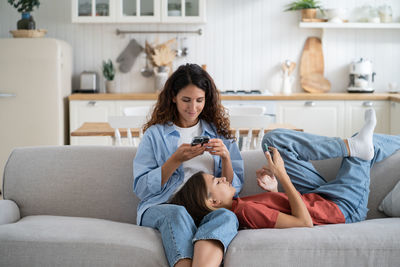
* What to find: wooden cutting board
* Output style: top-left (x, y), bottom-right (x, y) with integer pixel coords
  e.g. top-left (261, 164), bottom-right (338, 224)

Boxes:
top-left (301, 73), bottom-right (331, 93)
top-left (300, 37), bottom-right (324, 77)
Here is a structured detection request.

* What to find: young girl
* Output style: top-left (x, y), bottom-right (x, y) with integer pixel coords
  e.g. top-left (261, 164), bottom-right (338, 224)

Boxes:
top-left (133, 64), bottom-right (244, 267)
top-left (170, 109), bottom-right (400, 229)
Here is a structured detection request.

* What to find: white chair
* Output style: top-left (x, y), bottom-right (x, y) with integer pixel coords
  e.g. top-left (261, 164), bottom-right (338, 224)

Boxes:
top-left (108, 116), bottom-right (147, 146)
top-left (230, 115), bottom-right (274, 151)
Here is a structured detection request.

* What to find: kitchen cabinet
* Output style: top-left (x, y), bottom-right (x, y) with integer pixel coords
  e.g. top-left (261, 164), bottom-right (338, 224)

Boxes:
top-left (344, 101), bottom-right (390, 136)
top-left (390, 101), bottom-right (400, 135)
top-left (70, 100), bottom-right (115, 145)
top-left (161, 0), bottom-right (206, 23)
top-left (115, 100), bottom-right (156, 115)
top-left (72, 0), bottom-right (116, 23)
top-left (72, 0), bottom-right (205, 23)
top-left (276, 101), bottom-right (345, 137)
top-left (116, 0), bottom-right (161, 23)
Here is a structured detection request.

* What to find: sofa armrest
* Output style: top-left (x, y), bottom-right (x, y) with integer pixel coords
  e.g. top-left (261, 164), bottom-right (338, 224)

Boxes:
top-left (0, 200), bottom-right (20, 225)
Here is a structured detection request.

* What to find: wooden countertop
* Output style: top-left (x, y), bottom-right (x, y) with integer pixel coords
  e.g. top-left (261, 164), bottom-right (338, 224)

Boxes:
top-left (69, 92), bottom-right (400, 102)
top-left (71, 122), bottom-right (303, 137)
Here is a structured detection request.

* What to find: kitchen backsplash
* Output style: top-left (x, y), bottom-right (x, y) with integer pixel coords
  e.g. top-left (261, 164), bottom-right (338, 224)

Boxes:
top-left (0, 0), bottom-right (399, 94)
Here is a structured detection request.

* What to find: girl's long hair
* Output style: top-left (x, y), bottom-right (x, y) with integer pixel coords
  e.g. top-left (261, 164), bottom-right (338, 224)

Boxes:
top-left (169, 171), bottom-right (213, 226)
top-left (144, 64), bottom-right (233, 139)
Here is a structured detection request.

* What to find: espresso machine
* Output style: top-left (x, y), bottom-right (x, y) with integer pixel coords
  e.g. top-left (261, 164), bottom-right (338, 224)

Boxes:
top-left (348, 58), bottom-right (376, 93)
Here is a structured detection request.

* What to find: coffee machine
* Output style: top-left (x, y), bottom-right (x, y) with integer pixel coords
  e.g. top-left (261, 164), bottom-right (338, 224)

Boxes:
top-left (348, 58), bottom-right (376, 93)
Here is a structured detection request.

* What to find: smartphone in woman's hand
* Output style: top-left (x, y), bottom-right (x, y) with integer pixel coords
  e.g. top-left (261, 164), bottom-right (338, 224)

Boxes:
top-left (191, 136), bottom-right (210, 146)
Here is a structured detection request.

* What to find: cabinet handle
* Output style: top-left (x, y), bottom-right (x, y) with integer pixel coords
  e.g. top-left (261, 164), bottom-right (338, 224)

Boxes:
top-left (88, 101), bottom-right (97, 106)
top-left (304, 101), bottom-right (316, 107)
top-left (362, 101), bottom-right (373, 107)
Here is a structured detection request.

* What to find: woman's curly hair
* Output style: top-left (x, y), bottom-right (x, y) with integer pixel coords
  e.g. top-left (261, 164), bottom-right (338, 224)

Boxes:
top-left (144, 63), bottom-right (233, 139)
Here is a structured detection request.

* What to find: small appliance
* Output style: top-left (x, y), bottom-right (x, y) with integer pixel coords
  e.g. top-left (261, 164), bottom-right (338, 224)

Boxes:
top-left (76, 71), bottom-right (98, 93)
top-left (348, 58), bottom-right (376, 93)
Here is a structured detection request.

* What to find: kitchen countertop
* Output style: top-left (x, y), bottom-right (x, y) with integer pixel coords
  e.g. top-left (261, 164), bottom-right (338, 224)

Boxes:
top-left (68, 92), bottom-right (400, 102)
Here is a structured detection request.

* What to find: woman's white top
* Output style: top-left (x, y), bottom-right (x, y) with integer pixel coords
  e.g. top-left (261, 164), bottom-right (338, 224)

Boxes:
top-left (173, 121), bottom-right (214, 194)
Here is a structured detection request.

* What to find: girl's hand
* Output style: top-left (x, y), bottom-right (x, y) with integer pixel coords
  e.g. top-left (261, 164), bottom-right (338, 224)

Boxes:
top-left (264, 147), bottom-right (287, 178)
top-left (205, 138), bottom-right (230, 160)
top-left (256, 167), bottom-right (278, 192)
top-left (173, 143), bottom-right (206, 163)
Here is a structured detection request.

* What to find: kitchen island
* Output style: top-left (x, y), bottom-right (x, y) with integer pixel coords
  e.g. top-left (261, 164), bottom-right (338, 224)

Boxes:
top-left (68, 92), bottom-right (400, 145)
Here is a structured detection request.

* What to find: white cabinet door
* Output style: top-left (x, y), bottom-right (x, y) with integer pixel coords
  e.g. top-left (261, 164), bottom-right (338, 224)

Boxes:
top-left (72, 0), bottom-right (116, 23)
top-left (70, 100), bottom-right (115, 145)
top-left (115, 100), bottom-right (156, 115)
top-left (390, 101), bottom-right (400, 135)
top-left (116, 0), bottom-right (161, 23)
top-left (344, 101), bottom-right (390, 136)
top-left (276, 101), bottom-right (345, 137)
top-left (161, 0), bottom-right (206, 23)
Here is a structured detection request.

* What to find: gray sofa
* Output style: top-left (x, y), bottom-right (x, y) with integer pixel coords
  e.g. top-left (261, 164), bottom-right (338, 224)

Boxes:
top-left (0, 146), bottom-right (399, 267)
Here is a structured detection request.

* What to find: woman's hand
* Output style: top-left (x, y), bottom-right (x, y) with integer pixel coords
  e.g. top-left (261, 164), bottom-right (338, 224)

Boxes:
top-left (256, 167), bottom-right (278, 192)
top-left (205, 138), bottom-right (230, 160)
top-left (173, 143), bottom-right (206, 163)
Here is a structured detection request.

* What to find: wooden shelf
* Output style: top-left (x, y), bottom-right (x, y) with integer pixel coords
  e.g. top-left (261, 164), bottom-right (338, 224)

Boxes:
top-left (299, 22), bottom-right (400, 29)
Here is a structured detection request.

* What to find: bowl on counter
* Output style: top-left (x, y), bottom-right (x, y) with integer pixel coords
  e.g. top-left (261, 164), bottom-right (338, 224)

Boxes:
top-left (323, 8), bottom-right (348, 23)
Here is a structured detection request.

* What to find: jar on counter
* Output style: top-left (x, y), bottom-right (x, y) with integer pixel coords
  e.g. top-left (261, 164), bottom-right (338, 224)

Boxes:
top-left (379, 4), bottom-right (393, 23)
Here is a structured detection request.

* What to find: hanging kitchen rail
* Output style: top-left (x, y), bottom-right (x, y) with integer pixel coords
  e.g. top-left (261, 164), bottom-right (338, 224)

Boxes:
top-left (116, 28), bottom-right (203, 36)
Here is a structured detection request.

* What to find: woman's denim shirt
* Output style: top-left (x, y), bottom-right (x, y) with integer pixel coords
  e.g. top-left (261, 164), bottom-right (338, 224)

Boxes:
top-left (133, 120), bottom-right (244, 225)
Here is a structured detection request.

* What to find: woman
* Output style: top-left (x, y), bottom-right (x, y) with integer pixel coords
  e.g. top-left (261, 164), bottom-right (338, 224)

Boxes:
top-left (133, 64), bottom-right (244, 267)
top-left (170, 109), bottom-right (400, 229)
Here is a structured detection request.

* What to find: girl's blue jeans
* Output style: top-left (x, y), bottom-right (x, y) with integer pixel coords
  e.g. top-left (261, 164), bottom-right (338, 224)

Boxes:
top-left (262, 128), bottom-right (400, 223)
top-left (141, 205), bottom-right (238, 267)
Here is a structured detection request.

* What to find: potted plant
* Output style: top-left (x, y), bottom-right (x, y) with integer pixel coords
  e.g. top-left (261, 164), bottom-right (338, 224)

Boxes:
top-left (102, 59), bottom-right (116, 93)
top-left (8, 0), bottom-right (40, 30)
top-left (284, 0), bottom-right (323, 21)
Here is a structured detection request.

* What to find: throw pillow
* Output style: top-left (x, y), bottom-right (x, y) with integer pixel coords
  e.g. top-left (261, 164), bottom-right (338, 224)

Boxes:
top-left (378, 180), bottom-right (400, 217)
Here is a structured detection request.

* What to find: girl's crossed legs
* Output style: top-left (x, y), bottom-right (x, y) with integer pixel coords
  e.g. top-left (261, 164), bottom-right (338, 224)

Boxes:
top-left (262, 110), bottom-right (400, 223)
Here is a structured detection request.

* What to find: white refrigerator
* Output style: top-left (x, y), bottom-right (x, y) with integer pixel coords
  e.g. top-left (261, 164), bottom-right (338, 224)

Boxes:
top-left (0, 38), bottom-right (72, 193)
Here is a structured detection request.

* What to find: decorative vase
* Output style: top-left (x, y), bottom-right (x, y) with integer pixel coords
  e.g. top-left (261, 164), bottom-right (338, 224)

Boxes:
top-left (17, 12), bottom-right (36, 30)
top-left (301, 8), bottom-right (317, 20)
top-left (106, 80), bottom-right (117, 93)
top-left (154, 66), bottom-right (170, 92)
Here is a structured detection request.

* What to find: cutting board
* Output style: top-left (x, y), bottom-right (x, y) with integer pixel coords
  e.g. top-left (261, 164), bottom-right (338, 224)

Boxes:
top-left (300, 37), bottom-right (324, 77)
top-left (301, 73), bottom-right (331, 93)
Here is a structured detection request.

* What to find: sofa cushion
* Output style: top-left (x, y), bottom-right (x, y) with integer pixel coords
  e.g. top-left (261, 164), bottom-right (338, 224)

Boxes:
top-left (379, 180), bottom-right (400, 217)
top-left (225, 218), bottom-right (400, 267)
top-left (0, 215), bottom-right (168, 267)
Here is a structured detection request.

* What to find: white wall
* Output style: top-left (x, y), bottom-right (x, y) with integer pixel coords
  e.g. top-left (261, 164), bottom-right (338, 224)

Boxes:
top-left (0, 0), bottom-right (399, 94)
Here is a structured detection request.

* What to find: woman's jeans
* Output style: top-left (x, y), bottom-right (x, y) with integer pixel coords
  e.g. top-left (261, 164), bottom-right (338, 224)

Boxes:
top-left (262, 129), bottom-right (400, 223)
top-left (141, 204), bottom-right (238, 267)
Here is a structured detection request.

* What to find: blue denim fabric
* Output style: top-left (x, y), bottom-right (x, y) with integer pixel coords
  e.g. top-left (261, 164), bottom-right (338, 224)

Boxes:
top-left (262, 129), bottom-right (400, 223)
top-left (134, 120), bottom-right (244, 226)
top-left (141, 204), bottom-right (238, 267)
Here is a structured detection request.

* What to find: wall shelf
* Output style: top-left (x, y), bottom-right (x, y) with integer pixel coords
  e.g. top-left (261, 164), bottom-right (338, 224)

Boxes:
top-left (299, 22), bottom-right (400, 29)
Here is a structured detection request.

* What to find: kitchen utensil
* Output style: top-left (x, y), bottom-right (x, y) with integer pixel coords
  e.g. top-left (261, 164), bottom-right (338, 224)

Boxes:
top-left (348, 58), bottom-right (376, 93)
top-left (300, 37), bottom-right (324, 77)
top-left (301, 73), bottom-right (331, 93)
top-left (141, 55), bottom-right (153, 77)
top-left (281, 60), bottom-right (296, 95)
top-left (154, 66), bottom-right (170, 92)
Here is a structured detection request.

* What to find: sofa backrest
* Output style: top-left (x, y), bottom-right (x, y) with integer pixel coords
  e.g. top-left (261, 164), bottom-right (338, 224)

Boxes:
top-left (240, 149), bottom-right (400, 220)
top-left (3, 146), bottom-right (139, 224)
top-left (3, 146), bottom-right (400, 224)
